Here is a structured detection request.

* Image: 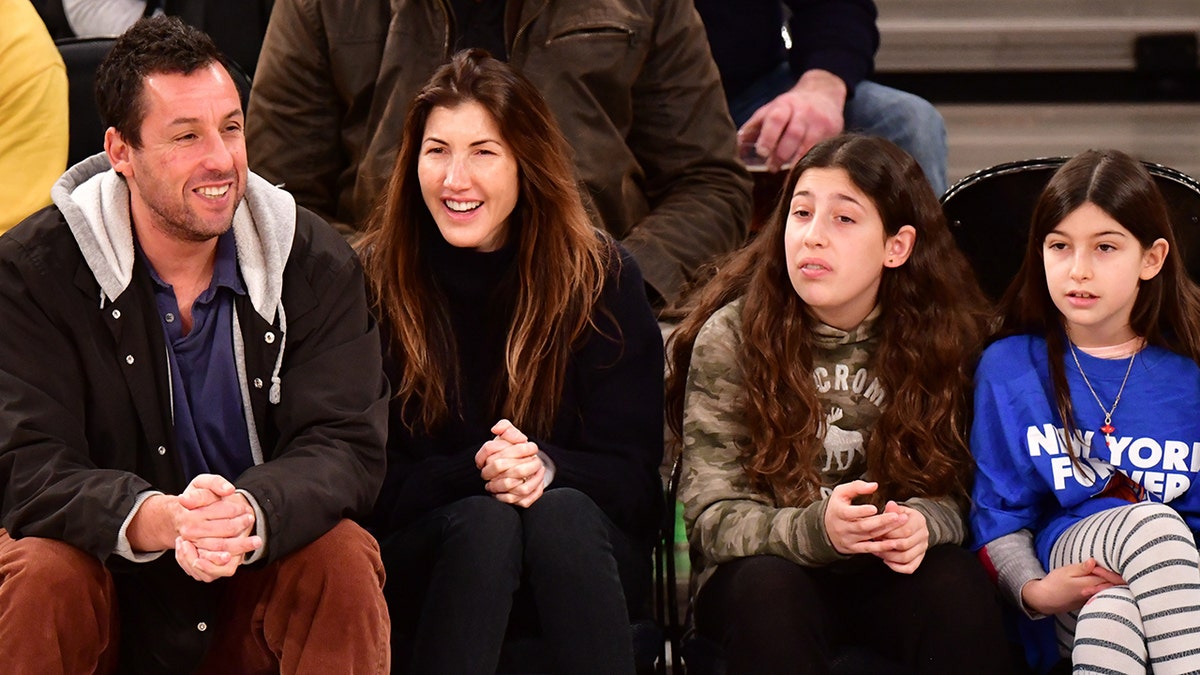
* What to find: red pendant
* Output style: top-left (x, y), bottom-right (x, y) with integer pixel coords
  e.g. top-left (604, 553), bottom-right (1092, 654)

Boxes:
top-left (1101, 423), bottom-right (1115, 435)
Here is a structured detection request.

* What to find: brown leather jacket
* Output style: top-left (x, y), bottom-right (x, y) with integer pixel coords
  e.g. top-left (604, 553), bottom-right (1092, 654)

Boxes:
top-left (246, 0), bottom-right (752, 305)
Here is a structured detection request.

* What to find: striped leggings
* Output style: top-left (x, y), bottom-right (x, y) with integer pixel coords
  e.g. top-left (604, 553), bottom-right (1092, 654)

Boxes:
top-left (1050, 502), bottom-right (1200, 674)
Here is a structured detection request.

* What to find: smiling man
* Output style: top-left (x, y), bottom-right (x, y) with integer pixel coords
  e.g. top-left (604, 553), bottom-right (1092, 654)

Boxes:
top-left (0, 17), bottom-right (390, 674)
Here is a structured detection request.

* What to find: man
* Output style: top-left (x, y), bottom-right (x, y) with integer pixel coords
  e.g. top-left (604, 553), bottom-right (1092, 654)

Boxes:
top-left (0, 17), bottom-right (389, 674)
top-left (246, 0), bottom-right (752, 309)
top-left (696, 0), bottom-right (949, 194)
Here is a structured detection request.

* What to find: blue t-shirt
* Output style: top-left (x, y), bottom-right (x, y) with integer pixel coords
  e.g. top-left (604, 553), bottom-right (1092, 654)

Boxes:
top-left (970, 334), bottom-right (1200, 565)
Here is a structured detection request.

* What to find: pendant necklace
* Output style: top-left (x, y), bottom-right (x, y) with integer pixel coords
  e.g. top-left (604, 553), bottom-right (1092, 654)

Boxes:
top-left (1067, 339), bottom-right (1137, 447)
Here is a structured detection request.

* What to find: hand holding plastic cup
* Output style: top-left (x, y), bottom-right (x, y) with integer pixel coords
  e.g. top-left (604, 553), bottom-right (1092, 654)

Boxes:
top-left (738, 137), bottom-right (770, 172)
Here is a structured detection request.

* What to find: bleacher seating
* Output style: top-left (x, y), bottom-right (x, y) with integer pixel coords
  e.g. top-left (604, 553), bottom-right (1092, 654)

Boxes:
top-left (873, 0), bottom-right (1200, 188)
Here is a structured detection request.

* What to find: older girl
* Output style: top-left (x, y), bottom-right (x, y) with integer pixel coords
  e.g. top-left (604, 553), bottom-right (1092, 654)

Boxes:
top-left (971, 149), bottom-right (1200, 673)
top-left (668, 134), bottom-right (1011, 673)
top-left (360, 50), bottom-right (663, 674)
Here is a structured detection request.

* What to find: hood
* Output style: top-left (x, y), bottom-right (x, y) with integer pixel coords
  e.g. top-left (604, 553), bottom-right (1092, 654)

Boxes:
top-left (50, 152), bottom-right (296, 324)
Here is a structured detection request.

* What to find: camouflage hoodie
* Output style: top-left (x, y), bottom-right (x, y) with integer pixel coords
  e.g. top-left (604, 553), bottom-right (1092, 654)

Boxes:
top-left (679, 298), bottom-right (965, 590)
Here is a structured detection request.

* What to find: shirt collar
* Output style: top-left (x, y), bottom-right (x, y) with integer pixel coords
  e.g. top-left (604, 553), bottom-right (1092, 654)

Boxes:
top-left (209, 230), bottom-right (246, 296)
top-left (141, 229), bottom-right (246, 297)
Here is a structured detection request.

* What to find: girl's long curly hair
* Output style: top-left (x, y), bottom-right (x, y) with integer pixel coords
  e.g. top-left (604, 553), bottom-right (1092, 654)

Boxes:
top-left (666, 134), bottom-right (989, 508)
top-left (358, 50), bottom-right (610, 437)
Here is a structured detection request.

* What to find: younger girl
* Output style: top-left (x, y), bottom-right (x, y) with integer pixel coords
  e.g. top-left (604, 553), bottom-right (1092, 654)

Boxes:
top-left (668, 134), bottom-right (1012, 673)
top-left (971, 149), bottom-right (1200, 673)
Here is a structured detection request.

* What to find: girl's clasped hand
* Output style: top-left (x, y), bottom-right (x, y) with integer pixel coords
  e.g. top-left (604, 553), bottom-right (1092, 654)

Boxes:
top-left (823, 481), bottom-right (929, 574)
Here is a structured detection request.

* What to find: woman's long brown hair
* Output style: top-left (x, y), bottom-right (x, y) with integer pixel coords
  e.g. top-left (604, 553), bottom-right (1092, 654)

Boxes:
top-left (358, 49), bottom-right (610, 437)
top-left (994, 149), bottom-right (1200, 470)
top-left (666, 134), bottom-right (989, 508)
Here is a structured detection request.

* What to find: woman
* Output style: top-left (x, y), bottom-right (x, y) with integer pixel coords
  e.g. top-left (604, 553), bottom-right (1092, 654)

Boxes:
top-left (359, 50), bottom-right (663, 674)
top-left (667, 135), bottom-right (1012, 673)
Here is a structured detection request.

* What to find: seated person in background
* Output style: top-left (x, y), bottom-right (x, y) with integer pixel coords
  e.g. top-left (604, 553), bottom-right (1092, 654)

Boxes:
top-left (667, 135), bottom-right (1012, 673)
top-left (248, 0), bottom-right (752, 310)
top-left (0, 17), bottom-right (389, 674)
top-left (971, 149), bottom-right (1200, 674)
top-left (57, 0), bottom-right (162, 37)
top-left (359, 50), bottom-right (664, 674)
top-left (37, 0), bottom-right (273, 75)
top-left (1, 0), bottom-right (68, 234)
top-left (696, 0), bottom-right (949, 194)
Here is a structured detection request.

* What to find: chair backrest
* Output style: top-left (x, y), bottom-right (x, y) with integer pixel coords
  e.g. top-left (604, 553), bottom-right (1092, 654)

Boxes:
top-left (941, 157), bottom-right (1200, 301)
top-left (31, 0), bottom-right (77, 40)
top-left (55, 37), bottom-right (254, 168)
top-left (56, 37), bottom-right (117, 168)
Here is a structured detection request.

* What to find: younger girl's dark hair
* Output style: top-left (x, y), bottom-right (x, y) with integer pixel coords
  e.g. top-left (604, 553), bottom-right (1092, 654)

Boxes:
top-left (666, 134), bottom-right (989, 508)
top-left (996, 149), bottom-right (1200, 466)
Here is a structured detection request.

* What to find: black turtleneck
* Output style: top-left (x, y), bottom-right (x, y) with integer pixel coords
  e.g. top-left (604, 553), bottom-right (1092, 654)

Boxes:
top-left (371, 233), bottom-right (665, 549)
top-left (428, 229), bottom-right (519, 436)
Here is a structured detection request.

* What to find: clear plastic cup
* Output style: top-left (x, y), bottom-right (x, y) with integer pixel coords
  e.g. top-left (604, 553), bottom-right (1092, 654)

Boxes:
top-left (739, 138), bottom-right (770, 172)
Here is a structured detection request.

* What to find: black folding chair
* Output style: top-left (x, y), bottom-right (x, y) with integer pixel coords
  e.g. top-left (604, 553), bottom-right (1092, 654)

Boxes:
top-left (942, 157), bottom-right (1200, 300)
top-left (56, 37), bottom-right (116, 167)
top-left (55, 37), bottom-right (253, 168)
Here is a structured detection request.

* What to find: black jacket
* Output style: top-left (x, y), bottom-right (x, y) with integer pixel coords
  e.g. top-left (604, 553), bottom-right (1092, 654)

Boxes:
top-left (0, 158), bottom-right (388, 673)
top-left (696, 0), bottom-right (880, 99)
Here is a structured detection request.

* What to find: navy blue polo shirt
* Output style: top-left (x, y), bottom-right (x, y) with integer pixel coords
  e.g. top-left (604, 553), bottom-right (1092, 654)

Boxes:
top-left (144, 231), bottom-right (254, 482)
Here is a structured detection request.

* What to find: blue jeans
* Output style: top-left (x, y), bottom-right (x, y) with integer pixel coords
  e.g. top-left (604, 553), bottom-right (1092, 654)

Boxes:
top-left (728, 63), bottom-right (949, 196)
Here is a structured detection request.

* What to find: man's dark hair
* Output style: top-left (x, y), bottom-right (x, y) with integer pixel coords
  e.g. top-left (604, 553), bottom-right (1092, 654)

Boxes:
top-left (95, 15), bottom-right (232, 149)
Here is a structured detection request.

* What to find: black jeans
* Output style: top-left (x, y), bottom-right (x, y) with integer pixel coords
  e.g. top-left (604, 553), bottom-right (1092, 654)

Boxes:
top-left (380, 488), bottom-right (644, 675)
top-left (695, 545), bottom-right (1016, 675)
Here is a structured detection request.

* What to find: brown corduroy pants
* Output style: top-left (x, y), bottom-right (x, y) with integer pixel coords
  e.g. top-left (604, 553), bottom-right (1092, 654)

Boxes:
top-left (0, 519), bottom-right (390, 674)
